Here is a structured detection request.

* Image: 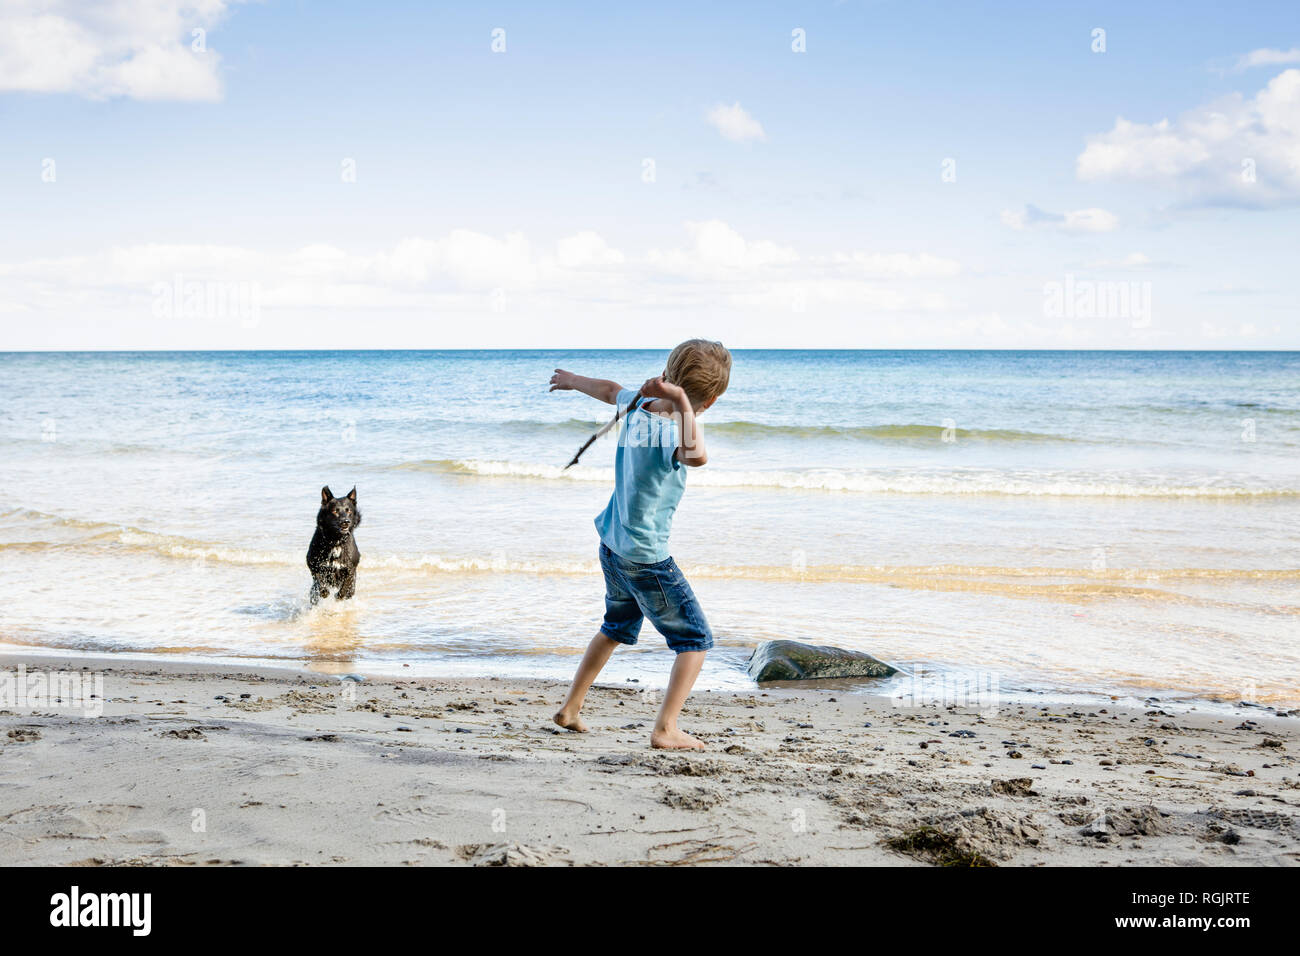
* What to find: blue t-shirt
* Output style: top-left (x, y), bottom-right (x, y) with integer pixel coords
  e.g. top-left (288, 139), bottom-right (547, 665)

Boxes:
top-left (594, 388), bottom-right (687, 564)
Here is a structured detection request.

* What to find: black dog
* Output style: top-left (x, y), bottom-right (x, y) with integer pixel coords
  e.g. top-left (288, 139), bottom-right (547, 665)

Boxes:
top-left (307, 486), bottom-right (361, 603)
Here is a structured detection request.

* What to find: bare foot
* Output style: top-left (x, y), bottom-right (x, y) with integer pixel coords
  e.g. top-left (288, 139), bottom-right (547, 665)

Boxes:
top-left (553, 709), bottom-right (588, 733)
top-left (651, 727), bottom-right (705, 750)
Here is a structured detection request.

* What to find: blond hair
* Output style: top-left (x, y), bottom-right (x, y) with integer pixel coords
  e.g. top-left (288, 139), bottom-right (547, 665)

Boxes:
top-left (664, 339), bottom-right (731, 409)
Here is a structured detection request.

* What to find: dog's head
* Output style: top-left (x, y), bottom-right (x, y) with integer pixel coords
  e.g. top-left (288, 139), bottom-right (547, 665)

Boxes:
top-left (317, 486), bottom-right (361, 537)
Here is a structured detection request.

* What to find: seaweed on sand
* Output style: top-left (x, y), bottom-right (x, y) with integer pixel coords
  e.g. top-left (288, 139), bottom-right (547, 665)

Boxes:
top-left (885, 825), bottom-right (998, 867)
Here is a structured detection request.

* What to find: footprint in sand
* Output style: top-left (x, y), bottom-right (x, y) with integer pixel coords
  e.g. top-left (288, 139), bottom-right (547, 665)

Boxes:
top-left (0, 803), bottom-right (144, 840)
top-left (1208, 807), bottom-right (1296, 833)
top-left (371, 804), bottom-right (446, 826)
top-left (225, 754), bottom-right (339, 779)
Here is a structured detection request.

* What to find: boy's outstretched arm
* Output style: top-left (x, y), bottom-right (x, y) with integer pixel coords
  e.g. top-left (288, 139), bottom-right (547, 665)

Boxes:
top-left (640, 376), bottom-right (708, 467)
top-left (550, 369), bottom-right (622, 405)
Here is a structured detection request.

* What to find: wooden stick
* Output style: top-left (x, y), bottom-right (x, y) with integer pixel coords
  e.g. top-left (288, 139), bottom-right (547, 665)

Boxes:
top-left (564, 391), bottom-right (642, 469)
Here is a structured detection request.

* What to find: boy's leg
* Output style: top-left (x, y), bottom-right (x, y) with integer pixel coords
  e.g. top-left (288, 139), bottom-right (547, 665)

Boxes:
top-left (554, 631), bottom-right (621, 732)
top-left (642, 558), bottom-right (713, 749)
top-left (558, 544), bottom-right (643, 733)
top-left (651, 650), bottom-right (707, 749)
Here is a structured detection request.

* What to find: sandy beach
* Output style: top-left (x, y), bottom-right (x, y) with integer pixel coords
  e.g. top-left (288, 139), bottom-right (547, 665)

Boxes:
top-left (1, 652), bottom-right (1296, 867)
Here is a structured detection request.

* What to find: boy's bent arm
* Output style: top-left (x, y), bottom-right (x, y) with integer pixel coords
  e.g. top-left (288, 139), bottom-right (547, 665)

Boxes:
top-left (675, 400), bottom-right (707, 466)
top-left (640, 376), bottom-right (708, 467)
top-left (549, 369), bottom-right (622, 405)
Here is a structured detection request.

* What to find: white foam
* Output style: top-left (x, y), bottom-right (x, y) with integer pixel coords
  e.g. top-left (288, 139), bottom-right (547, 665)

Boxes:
top-left (436, 458), bottom-right (1297, 498)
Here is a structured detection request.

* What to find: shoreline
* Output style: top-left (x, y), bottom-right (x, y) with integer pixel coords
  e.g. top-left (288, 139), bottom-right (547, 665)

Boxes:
top-left (1, 652), bottom-right (1297, 866)
top-left (0, 643), bottom-right (1292, 719)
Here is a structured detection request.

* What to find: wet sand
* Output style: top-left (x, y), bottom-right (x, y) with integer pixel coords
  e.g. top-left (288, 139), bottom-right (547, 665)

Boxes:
top-left (1, 653), bottom-right (1297, 866)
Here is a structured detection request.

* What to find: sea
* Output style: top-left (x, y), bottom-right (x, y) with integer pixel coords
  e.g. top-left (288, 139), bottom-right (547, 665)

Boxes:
top-left (1, 350), bottom-right (1296, 710)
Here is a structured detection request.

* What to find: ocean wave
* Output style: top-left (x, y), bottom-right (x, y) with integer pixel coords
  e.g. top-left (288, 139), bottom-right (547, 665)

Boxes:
top-left (396, 458), bottom-right (1300, 499)
top-left (3, 510), bottom-right (1297, 594)
top-left (0, 508), bottom-right (293, 566)
top-left (491, 418), bottom-right (1086, 443)
top-left (705, 421), bottom-right (1085, 443)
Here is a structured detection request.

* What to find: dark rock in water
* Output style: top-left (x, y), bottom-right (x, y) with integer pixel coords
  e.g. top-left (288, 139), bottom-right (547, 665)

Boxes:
top-left (746, 640), bottom-right (897, 682)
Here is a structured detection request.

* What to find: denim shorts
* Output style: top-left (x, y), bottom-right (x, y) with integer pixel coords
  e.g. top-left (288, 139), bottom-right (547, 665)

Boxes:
top-left (598, 543), bottom-right (713, 653)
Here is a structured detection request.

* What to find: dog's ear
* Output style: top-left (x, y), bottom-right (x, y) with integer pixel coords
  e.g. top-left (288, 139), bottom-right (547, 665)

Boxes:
top-left (346, 487), bottom-right (357, 503)
top-left (321, 486), bottom-right (334, 504)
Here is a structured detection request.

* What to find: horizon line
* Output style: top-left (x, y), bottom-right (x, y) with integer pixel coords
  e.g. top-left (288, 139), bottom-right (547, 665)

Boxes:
top-left (3, 347), bottom-right (1299, 355)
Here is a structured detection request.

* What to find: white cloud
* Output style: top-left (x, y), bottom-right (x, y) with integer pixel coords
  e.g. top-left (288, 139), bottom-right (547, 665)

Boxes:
top-left (1085, 252), bottom-right (1153, 270)
top-left (1076, 69), bottom-right (1300, 206)
top-left (556, 231), bottom-right (625, 269)
top-left (728, 280), bottom-right (951, 313)
top-left (1062, 208), bottom-right (1119, 232)
top-left (706, 101), bottom-right (766, 142)
top-left (0, 0), bottom-right (243, 101)
top-left (1000, 204), bottom-right (1118, 233)
top-left (374, 232), bottom-right (539, 288)
top-left (0, 223), bottom-right (962, 324)
top-left (1077, 119), bottom-right (1210, 180)
top-left (831, 251), bottom-right (961, 277)
top-left (1199, 319), bottom-right (1265, 340)
top-left (645, 220), bottom-right (796, 275)
top-left (1232, 47), bottom-right (1300, 72)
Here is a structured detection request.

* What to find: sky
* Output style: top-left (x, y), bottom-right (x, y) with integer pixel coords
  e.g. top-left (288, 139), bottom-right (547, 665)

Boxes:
top-left (1, 0), bottom-right (1298, 349)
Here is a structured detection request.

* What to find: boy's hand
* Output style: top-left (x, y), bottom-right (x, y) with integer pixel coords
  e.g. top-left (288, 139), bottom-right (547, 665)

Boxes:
top-left (640, 375), bottom-right (686, 404)
top-left (549, 370), bottom-right (623, 404)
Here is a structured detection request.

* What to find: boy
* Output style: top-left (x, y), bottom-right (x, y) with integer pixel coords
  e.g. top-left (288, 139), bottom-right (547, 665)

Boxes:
top-left (548, 339), bottom-right (732, 749)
